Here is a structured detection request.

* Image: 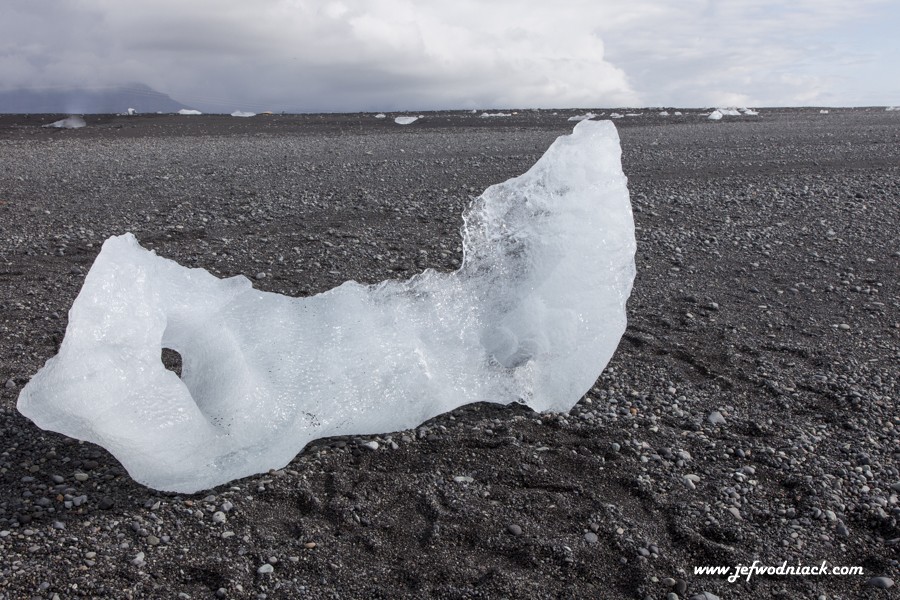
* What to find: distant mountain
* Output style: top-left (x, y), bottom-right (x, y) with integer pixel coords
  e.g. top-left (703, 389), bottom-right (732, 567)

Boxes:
top-left (0, 83), bottom-right (189, 114)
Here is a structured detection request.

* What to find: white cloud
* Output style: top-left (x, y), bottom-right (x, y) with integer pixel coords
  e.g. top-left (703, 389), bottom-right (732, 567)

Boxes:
top-left (0, 0), bottom-right (896, 110)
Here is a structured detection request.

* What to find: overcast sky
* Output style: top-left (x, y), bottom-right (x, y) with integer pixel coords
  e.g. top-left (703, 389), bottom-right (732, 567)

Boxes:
top-left (3, 0), bottom-right (898, 112)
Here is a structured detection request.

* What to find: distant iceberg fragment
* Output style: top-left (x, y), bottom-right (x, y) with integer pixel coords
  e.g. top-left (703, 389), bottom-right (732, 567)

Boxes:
top-left (820, 109), bottom-right (830, 114)
top-left (42, 116), bottom-right (86, 129)
top-left (374, 113), bottom-right (386, 118)
top-left (708, 110), bottom-right (723, 120)
top-left (126, 108), bottom-right (137, 116)
top-left (394, 116), bottom-right (418, 125)
top-left (568, 112), bottom-right (596, 121)
top-left (610, 113), bottom-right (623, 119)
top-left (178, 109), bottom-right (202, 115)
top-left (887, 106), bottom-right (900, 112)
top-left (739, 107), bottom-right (759, 116)
top-left (659, 111), bottom-right (669, 116)
top-left (231, 111), bottom-right (256, 118)
top-left (18, 120), bottom-right (636, 493)
top-left (481, 112), bottom-right (512, 118)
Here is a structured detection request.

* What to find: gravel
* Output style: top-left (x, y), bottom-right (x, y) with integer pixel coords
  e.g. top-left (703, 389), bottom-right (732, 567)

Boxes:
top-left (0, 108), bottom-right (898, 598)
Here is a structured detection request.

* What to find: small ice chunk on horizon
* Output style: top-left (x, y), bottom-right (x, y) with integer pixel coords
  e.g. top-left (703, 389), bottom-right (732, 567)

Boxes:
top-left (481, 112), bottom-right (512, 118)
top-left (394, 116), bottom-right (418, 125)
top-left (887, 106), bottom-right (900, 111)
top-left (178, 109), bottom-right (202, 115)
top-left (739, 107), bottom-right (759, 116)
top-left (708, 110), bottom-right (723, 120)
top-left (17, 120), bottom-right (636, 493)
top-left (673, 111), bottom-right (683, 116)
top-left (609, 112), bottom-right (623, 119)
top-left (659, 111), bottom-right (669, 116)
top-left (374, 113), bottom-right (386, 118)
top-left (42, 116), bottom-right (86, 129)
top-left (567, 112), bottom-right (596, 121)
top-left (820, 109), bottom-right (830, 114)
top-left (230, 111), bottom-right (256, 118)
top-left (126, 108), bottom-right (137, 116)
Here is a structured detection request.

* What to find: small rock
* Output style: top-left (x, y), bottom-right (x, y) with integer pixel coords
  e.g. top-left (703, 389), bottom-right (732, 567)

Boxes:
top-left (584, 532), bottom-right (598, 543)
top-left (836, 521), bottom-right (849, 537)
top-left (361, 441), bottom-right (379, 451)
top-left (727, 507), bottom-right (742, 520)
top-left (257, 563), bottom-right (274, 574)
top-left (147, 535), bottom-right (160, 545)
top-left (707, 411), bottom-right (726, 425)
top-left (212, 511), bottom-right (227, 524)
top-left (255, 272), bottom-right (266, 280)
top-left (507, 524), bottom-right (523, 536)
top-left (453, 476), bottom-right (474, 483)
top-left (690, 593), bottom-right (720, 600)
top-left (867, 577), bottom-right (894, 589)
top-left (5, 378), bottom-right (16, 389)
top-left (131, 552), bottom-right (145, 566)
top-left (98, 497), bottom-right (115, 510)
top-left (73, 472), bottom-right (89, 482)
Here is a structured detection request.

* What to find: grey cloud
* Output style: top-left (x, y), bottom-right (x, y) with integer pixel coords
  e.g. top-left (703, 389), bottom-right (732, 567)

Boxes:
top-left (0, 0), bottom-right (895, 111)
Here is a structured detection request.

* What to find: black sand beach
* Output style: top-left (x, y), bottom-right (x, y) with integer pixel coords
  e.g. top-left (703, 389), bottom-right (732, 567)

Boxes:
top-left (0, 108), bottom-right (898, 599)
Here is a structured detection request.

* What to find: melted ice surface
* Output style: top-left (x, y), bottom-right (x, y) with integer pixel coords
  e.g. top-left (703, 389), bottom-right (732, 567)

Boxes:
top-left (18, 120), bottom-right (636, 493)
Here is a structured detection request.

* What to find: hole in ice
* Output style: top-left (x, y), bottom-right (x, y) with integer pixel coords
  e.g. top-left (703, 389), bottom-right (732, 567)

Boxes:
top-left (161, 348), bottom-right (183, 378)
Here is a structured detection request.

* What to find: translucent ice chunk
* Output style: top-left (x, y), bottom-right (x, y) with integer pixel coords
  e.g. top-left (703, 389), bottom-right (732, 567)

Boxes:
top-left (42, 116), bottom-right (86, 129)
top-left (178, 109), bottom-right (202, 115)
top-left (230, 110), bottom-right (256, 117)
top-left (394, 116), bottom-right (418, 125)
top-left (18, 120), bottom-right (636, 493)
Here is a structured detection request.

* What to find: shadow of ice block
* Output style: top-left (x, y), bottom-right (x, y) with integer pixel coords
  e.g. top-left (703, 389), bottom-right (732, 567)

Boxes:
top-left (17, 120), bottom-right (636, 493)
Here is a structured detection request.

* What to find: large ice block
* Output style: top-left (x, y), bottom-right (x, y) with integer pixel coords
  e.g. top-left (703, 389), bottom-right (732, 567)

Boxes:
top-left (18, 120), bottom-right (636, 493)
